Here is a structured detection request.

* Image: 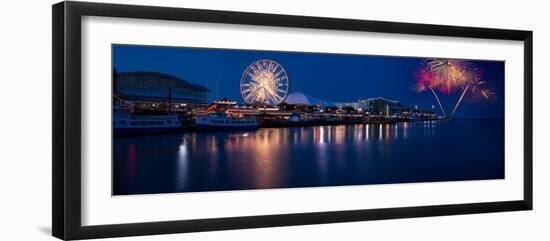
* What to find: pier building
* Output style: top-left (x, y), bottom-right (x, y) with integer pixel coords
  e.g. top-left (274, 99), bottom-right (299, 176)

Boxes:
top-left (113, 71), bottom-right (209, 111)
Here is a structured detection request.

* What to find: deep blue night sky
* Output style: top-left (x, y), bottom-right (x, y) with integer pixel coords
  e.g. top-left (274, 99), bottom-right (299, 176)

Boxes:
top-left (113, 45), bottom-right (504, 119)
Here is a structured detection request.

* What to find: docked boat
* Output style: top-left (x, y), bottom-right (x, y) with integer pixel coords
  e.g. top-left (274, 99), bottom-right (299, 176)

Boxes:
top-left (113, 107), bottom-right (183, 135)
top-left (195, 113), bottom-right (259, 131)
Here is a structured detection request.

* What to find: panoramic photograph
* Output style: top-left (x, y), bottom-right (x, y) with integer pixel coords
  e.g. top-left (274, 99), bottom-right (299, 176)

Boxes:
top-left (112, 44), bottom-right (504, 195)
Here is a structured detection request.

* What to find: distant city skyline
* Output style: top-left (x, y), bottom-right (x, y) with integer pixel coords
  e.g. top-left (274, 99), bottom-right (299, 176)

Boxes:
top-left (113, 44), bottom-right (505, 119)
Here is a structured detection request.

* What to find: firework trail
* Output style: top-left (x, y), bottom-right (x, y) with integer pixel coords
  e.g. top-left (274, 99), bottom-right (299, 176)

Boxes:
top-left (415, 68), bottom-right (446, 117)
top-left (430, 87), bottom-right (446, 117)
top-left (451, 82), bottom-right (471, 117)
top-left (451, 75), bottom-right (483, 117)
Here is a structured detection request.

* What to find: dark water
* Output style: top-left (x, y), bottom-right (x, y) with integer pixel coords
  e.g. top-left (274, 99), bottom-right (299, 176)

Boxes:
top-left (113, 120), bottom-right (504, 195)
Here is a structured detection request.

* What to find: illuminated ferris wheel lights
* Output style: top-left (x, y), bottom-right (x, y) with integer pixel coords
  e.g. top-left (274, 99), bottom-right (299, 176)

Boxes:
top-left (240, 59), bottom-right (289, 106)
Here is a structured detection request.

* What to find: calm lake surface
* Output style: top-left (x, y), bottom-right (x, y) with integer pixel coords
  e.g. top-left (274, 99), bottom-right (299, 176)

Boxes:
top-left (113, 120), bottom-right (504, 195)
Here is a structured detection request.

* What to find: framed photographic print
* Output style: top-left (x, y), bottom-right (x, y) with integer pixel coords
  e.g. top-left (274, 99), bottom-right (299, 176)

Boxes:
top-left (52, 1), bottom-right (533, 240)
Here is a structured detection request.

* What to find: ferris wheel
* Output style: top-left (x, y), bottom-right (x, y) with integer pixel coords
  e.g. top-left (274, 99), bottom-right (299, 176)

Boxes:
top-left (240, 59), bottom-right (290, 106)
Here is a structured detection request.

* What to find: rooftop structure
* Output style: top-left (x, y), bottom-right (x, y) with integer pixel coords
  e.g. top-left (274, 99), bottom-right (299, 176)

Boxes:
top-left (285, 92), bottom-right (332, 106)
top-left (114, 71), bottom-right (208, 104)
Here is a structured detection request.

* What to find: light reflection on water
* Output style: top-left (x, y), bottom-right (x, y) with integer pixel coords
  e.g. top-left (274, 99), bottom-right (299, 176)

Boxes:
top-left (113, 120), bottom-right (504, 195)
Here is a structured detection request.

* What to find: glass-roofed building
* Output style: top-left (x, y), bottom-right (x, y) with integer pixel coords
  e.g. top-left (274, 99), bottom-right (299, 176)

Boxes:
top-left (114, 71), bottom-right (209, 107)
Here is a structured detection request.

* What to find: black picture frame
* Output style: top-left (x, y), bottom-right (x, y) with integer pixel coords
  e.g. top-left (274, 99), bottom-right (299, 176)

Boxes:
top-left (52, 1), bottom-right (533, 240)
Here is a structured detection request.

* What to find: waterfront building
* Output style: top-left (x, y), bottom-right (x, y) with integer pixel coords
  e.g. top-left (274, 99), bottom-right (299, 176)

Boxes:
top-left (114, 71), bottom-right (209, 111)
top-left (363, 97), bottom-right (403, 115)
top-left (334, 98), bottom-right (401, 114)
top-left (356, 99), bottom-right (369, 111)
top-left (333, 102), bottom-right (361, 109)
